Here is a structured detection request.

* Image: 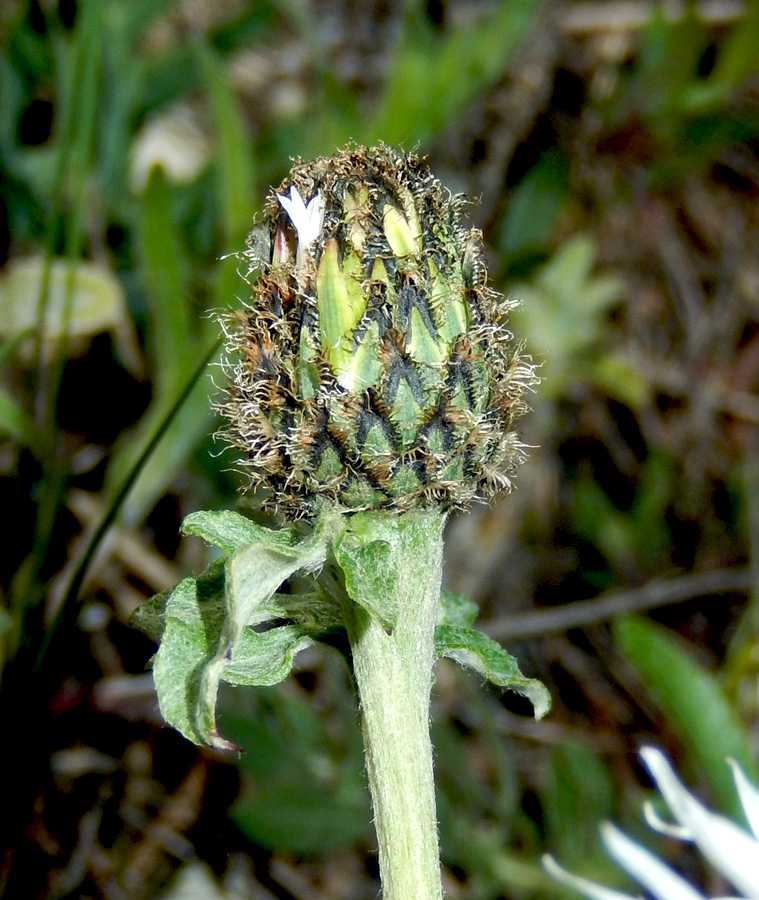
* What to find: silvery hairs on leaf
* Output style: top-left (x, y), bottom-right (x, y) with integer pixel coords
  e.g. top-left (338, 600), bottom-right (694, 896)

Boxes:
top-left (135, 510), bottom-right (334, 750)
top-left (132, 509), bottom-right (550, 751)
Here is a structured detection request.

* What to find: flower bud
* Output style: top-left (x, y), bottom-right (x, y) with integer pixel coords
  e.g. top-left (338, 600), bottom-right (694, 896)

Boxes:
top-left (219, 144), bottom-right (535, 519)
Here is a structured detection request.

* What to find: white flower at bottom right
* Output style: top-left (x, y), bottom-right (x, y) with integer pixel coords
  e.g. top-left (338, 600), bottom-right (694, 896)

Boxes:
top-left (543, 746), bottom-right (759, 900)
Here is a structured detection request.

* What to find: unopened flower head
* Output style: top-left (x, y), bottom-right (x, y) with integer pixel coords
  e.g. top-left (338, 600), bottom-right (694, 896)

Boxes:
top-left (219, 144), bottom-right (536, 519)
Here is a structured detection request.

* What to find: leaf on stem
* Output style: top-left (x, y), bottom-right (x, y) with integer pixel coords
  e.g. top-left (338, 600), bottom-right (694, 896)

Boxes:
top-left (224, 626), bottom-right (317, 686)
top-left (435, 624), bottom-right (551, 719)
top-left (334, 513), bottom-right (409, 628)
top-left (181, 509), bottom-right (299, 556)
top-left (439, 590), bottom-right (478, 627)
top-left (132, 510), bottom-right (332, 749)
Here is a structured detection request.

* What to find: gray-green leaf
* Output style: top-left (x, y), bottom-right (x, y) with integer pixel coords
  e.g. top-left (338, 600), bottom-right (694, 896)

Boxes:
top-left (182, 509), bottom-right (298, 556)
top-left (195, 530), bottom-right (328, 748)
top-left (335, 514), bottom-right (404, 628)
top-left (225, 625), bottom-right (317, 686)
top-left (335, 510), bottom-right (444, 629)
top-left (435, 624), bottom-right (550, 719)
top-left (152, 572), bottom-right (226, 745)
top-left (144, 513), bottom-right (331, 750)
top-left (439, 590), bottom-right (478, 627)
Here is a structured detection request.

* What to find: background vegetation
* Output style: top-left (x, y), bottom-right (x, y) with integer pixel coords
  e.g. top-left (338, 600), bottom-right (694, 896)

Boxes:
top-left (1, 0), bottom-right (757, 897)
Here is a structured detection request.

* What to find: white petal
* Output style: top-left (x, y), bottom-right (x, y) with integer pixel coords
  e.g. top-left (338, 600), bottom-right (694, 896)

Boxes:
top-left (641, 747), bottom-right (759, 899)
top-left (304, 192), bottom-right (325, 241)
top-left (541, 854), bottom-right (640, 900)
top-left (643, 800), bottom-right (693, 840)
top-left (277, 186), bottom-right (324, 266)
top-left (277, 187), bottom-right (307, 230)
top-left (728, 758), bottom-right (759, 842)
top-left (601, 823), bottom-right (706, 900)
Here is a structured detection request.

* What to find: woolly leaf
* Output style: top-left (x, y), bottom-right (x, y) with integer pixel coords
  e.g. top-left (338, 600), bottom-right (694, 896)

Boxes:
top-left (335, 514), bottom-right (404, 628)
top-left (439, 590), bottom-right (478, 627)
top-left (182, 508), bottom-right (298, 556)
top-left (152, 566), bottom-right (226, 746)
top-left (224, 625), bottom-right (317, 686)
top-left (141, 517), bottom-right (329, 750)
top-left (196, 529), bottom-right (328, 749)
top-left (130, 588), bottom-right (173, 642)
top-left (435, 624), bottom-right (550, 719)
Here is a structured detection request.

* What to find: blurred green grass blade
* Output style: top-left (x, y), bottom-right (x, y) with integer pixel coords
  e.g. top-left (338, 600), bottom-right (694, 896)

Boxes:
top-left (233, 781), bottom-right (369, 854)
top-left (265, 1), bottom-right (361, 157)
top-left (723, 457), bottom-right (759, 694)
top-left (225, 690), bottom-right (369, 854)
top-left (0, 329), bottom-right (34, 371)
top-left (311, 71), bottom-right (362, 156)
top-left (34, 335), bottom-right (222, 676)
top-left (116, 385), bottom-right (216, 527)
top-left (543, 743), bottom-right (615, 864)
top-left (195, 40), bottom-right (256, 244)
top-left (0, 389), bottom-right (42, 453)
top-left (195, 39), bottom-right (257, 311)
top-left (108, 0), bottom-right (178, 47)
top-left (439, 808), bottom-right (560, 894)
top-left (371, 0), bottom-right (542, 148)
top-left (11, 1), bottom-right (104, 656)
top-left (121, 154), bottom-right (223, 524)
top-left (141, 44), bottom-right (202, 113)
top-left (432, 719), bottom-right (494, 816)
top-left (683, 0), bottom-right (759, 111)
top-left (636, 10), bottom-right (707, 119)
top-left (136, 167), bottom-right (194, 391)
top-left (615, 616), bottom-right (758, 817)
top-left (0, 606), bottom-right (10, 639)
top-left (709, 0), bottom-right (759, 89)
top-left (0, 54), bottom-right (23, 158)
top-left (499, 151), bottom-right (567, 263)
top-left (39, 1), bottom-right (102, 430)
top-left (98, 8), bottom-right (148, 208)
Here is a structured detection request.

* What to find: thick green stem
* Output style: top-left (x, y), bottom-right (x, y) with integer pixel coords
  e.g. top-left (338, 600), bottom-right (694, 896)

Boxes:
top-left (342, 510), bottom-right (446, 900)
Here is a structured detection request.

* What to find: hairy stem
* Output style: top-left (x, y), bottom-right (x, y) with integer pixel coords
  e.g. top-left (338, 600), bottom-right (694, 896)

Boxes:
top-left (342, 510), bottom-right (446, 900)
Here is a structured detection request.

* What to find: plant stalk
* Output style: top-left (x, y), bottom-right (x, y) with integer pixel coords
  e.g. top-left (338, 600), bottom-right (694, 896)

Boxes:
top-left (342, 511), bottom-right (446, 900)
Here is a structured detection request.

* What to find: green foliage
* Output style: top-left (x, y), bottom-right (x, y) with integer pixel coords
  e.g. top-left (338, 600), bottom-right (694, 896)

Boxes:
top-left (0, 606), bottom-right (10, 639)
top-left (111, 162), bottom-right (220, 525)
top-left (195, 41), bottom-right (256, 243)
top-left (370, 0), bottom-right (542, 148)
top-left (593, 2), bottom-right (759, 185)
top-left (570, 452), bottom-right (675, 576)
top-left (616, 616), bottom-right (758, 817)
top-left (541, 744), bottom-right (623, 890)
top-left (436, 625), bottom-right (550, 719)
top-left (510, 235), bottom-right (636, 407)
top-left (0, 386), bottom-right (41, 451)
top-left (499, 152), bottom-right (569, 265)
top-left (223, 686), bottom-right (370, 854)
top-left (133, 509), bottom-right (548, 749)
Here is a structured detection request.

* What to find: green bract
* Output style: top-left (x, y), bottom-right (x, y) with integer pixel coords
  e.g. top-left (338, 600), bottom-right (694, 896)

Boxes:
top-left (219, 144), bottom-right (535, 518)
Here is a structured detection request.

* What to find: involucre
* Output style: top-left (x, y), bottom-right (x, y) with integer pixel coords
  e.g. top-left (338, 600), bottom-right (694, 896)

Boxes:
top-left (218, 144), bottom-right (536, 519)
